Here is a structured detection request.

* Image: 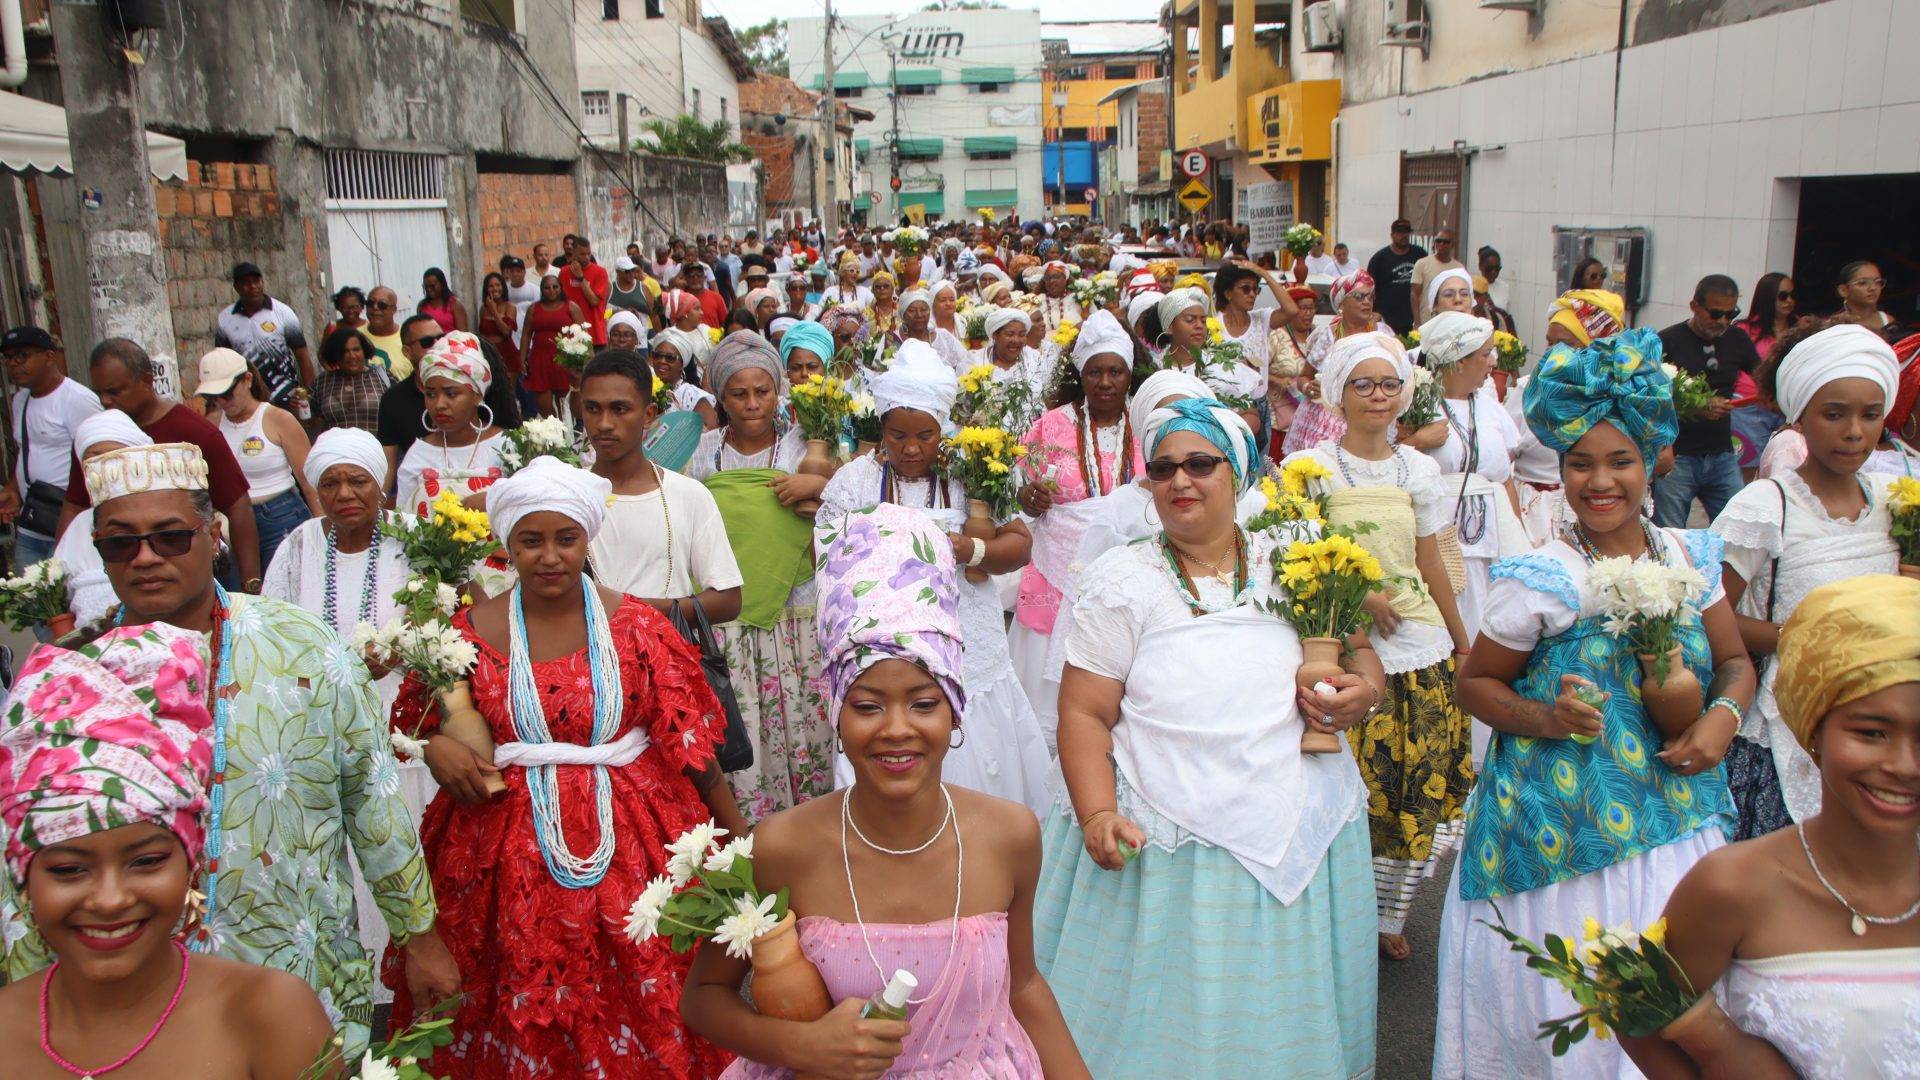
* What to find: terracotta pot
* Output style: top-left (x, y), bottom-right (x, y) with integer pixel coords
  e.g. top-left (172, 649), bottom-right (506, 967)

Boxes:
top-left (1296, 636), bottom-right (1347, 755)
top-left (751, 909), bottom-right (833, 1079)
top-left (856, 439), bottom-right (880, 458)
top-left (1637, 646), bottom-right (1702, 738)
top-left (794, 438), bottom-right (837, 515)
top-left (961, 498), bottom-right (995, 583)
top-left (439, 680), bottom-right (506, 795)
top-left (47, 612), bottom-right (76, 639)
top-left (1900, 563), bottom-right (1920, 582)
top-left (1291, 255), bottom-right (1310, 283)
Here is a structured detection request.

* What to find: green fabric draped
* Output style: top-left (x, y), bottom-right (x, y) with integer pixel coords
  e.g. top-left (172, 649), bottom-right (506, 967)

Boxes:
top-left (702, 467), bottom-right (816, 629)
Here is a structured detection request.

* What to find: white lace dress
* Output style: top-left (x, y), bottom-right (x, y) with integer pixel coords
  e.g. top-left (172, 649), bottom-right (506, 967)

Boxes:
top-left (1719, 947), bottom-right (1920, 1079)
top-left (1710, 470), bottom-right (1897, 833)
top-left (818, 455), bottom-right (1055, 816)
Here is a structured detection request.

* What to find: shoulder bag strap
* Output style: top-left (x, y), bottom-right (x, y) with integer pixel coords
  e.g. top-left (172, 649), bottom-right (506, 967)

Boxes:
top-left (1764, 478), bottom-right (1786, 623)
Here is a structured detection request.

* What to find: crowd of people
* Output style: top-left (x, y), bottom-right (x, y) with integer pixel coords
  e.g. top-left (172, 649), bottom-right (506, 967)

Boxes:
top-left (0, 211), bottom-right (1913, 1079)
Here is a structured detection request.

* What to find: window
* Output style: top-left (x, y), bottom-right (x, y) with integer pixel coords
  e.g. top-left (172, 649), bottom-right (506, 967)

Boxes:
top-left (833, 85), bottom-right (863, 98)
top-left (1105, 63), bottom-right (1137, 80)
top-left (896, 84), bottom-right (935, 96)
top-left (581, 90), bottom-right (612, 136)
top-left (692, 87), bottom-right (702, 117)
top-left (459, 0), bottom-right (516, 31)
top-left (602, 0), bottom-right (618, 18)
top-left (1060, 66), bottom-right (1088, 81)
top-left (1061, 126), bottom-right (1090, 141)
top-left (645, 0), bottom-right (663, 17)
top-left (969, 81), bottom-right (1008, 93)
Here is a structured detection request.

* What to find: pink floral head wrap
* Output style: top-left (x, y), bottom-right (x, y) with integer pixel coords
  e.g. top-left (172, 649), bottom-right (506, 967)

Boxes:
top-left (0, 623), bottom-right (214, 885)
top-left (1330, 270), bottom-right (1376, 310)
top-left (813, 503), bottom-right (966, 723)
top-left (663, 289), bottom-right (701, 322)
top-left (418, 330), bottom-right (492, 394)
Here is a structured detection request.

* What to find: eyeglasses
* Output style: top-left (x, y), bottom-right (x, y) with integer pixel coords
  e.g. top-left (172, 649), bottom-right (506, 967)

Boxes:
top-left (1849, 277), bottom-right (1887, 288)
top-left (367, 299), bottom-right (394, 309)
top-left (93, 526), bottom-right (202, 564)
top-left (1345, 376), bottom-right (1404, 397)
top-left (1144, 453), bottom-right (1229, 482)
top-left (412, 334), bottom-right (442, 350)
top-left (1704, 306), bottom-right (1740, 321)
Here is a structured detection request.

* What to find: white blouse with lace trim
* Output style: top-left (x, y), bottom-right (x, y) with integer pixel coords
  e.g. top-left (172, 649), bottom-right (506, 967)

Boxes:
top-left (1719, 947), bottom-right (1920, 1080)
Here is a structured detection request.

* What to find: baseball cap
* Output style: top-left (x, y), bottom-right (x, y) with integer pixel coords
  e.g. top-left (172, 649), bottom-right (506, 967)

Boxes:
top-left (230, 260), bottom-right (264, 283)
top-left (1, 326), bottom-right (58, 354)
top-left (499, 254), bottom-right (525, 270)
top-left (615, 256), bottom-right (638, 271)
top-left (1390, 219), bottom-right (1412, 233)
top-left (744, 264), bottom-right (770, 278)
top-left (196, 347), bottom-right (250, 396)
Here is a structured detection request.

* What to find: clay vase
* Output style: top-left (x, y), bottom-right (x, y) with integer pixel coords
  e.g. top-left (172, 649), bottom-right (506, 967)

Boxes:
top-left (750, 910), bottom-right (833, 1080)
top-left (1637, 645), bottom-right (1702, 736)
top-left (1297, 636), bottom-right (1347, 755)
top-left (439, 680), bottom-right (506, 795)
top-left (1900, 563), bottom-right (1920, 582)
top-left (794, 438), bottom-right (837, 515)
top-left (961, 498), bottom-right (996, 583)
top-left (1291, 254), bottom-right (1310, 283)
top-left (1658, 994), bottom-right (1797, 1075)
top-left (856, 439), bottom-right (880, 458)
top-left (47, 612), bottom-right (76, 640)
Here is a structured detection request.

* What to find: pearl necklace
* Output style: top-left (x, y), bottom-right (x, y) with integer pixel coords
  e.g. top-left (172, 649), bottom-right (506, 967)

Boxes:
top-left (322, 526), bottom-right (382, 636)
top-left (1797, 822), bottom-right (1920, 936)
top-left (840, 785), bottom-right (962, 1006)
top-left (39, 941), bottom-right (190, 1077)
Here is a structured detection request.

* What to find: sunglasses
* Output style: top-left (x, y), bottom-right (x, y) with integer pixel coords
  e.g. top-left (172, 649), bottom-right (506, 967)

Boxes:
top-left (1144, 453), bottom-right (1230, 482)
top-left (1704, 307), bottom-right (1740, 321)
top-left (412, 334), bottom-right (442, 350)
top-left (94, 526), bottom-right (202, 564)
top-left (368, 299), bottom-right (394, 309)
top-left (1346, 376), bottom-right (1405, 397)
top-left (1776, 290), bottom-right (1794, 300)
top-left (200, 388), bottom-right (236, 403)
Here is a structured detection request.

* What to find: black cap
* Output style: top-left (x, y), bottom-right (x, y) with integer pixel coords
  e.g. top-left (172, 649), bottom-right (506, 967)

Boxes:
top-left (230, 260), bottom-right (264, 283)
top-left (499, 254), bottom-right (525, 269)
top-left (1, 326), bottom-right (57, 354)
top-left (1390, 219), bottom-right (1412, 233)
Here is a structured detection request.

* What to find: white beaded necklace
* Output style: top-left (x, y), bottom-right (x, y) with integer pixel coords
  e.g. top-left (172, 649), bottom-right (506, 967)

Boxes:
top-left (840, 784), bottom-right (962, 1005)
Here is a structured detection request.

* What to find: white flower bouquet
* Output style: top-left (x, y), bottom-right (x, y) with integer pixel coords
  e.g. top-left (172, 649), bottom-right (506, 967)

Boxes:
top-left (0, 557), bottom-right (68, 634)
top-left (354, 614), bottom-right (479, 761)
top-left (888, 226), bottom-right (930, 257)
top-left (1398, 364), bottom-right (1442, 428)
top-left (1283, 223), bottom-right (1322, 258)
top-left (1070, 270), bottom-right (1121, 311)
top-left (848, 390), bottom-right (881, 448)
top-left (1586, 555), bottom-right (1706, 684)
top-left (555, 322), bottom-right (595, 372)
top-left (625, 822), bottom-right (790, 959)
top-left (498, 415), bottom-right (582, 474)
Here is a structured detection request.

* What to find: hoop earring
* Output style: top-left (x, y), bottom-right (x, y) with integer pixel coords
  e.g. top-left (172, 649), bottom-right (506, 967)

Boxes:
top-left (420, 408), bottom-right (437, 434)
top-left (1155, 332), bottom-right (1173, 351)
top-left (949, 727), bottom-right (966, 749)
top-left (1144, 500), bottom-right (1161, 527)
top-left (473, 402), bottom-right (495, 432)
top-left (832, 732), bottom-right (843, 755)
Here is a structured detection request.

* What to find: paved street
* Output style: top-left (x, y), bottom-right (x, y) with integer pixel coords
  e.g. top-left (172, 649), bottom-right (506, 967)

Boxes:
top-left (1377, 851), bottom-right (1452, 1079)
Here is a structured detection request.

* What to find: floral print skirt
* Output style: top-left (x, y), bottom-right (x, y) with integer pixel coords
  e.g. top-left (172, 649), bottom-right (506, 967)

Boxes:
top-left (717, 608), bottom-right (834, 824)
top-left (1346, 659), bottom-right (1475, 933)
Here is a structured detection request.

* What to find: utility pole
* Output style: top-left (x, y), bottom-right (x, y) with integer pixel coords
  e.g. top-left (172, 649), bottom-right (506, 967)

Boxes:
top-left (888, 46), bottom-right (901, 223)
top-left (48, 2), bottom-right (176, 379)
top-left (820, 1), bottom-right (839, 239)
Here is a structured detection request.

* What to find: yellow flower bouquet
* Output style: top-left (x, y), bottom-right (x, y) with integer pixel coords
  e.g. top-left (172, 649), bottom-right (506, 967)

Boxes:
top-left (1050, 319), bottom-right (1081, 350)
top-left (1493, 329), bottom-right (1529, 375)
top-left (1245, 458), bottom-right (1332, 531)
top-left (954, 363), bottom-right (1039, 431)
top-left (380, 490), bottom-right (501, 587)
top-left (1889, 477), bottom-right (1920, 573)
top-left (788, 372), bottom-right (853, 442)
top-left (1479, 907), bottom-right (1705, 1056)
top-left (1266, 525), bottom-right (1387, 753)
top-left (942, 425), bottom-right (1028, 520)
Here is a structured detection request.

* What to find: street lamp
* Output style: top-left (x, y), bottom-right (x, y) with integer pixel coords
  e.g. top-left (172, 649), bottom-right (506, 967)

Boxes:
top-left (1051, 89), bottom-right (1069, 217)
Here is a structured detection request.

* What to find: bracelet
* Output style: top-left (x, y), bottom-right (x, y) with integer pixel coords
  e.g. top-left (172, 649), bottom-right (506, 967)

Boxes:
top-left (1078, 808), bottom-right (1118, 830)
top-left (966, 537), bottom-right (987, 568)
top-left (1704, 695), bottom-right (1743, 725)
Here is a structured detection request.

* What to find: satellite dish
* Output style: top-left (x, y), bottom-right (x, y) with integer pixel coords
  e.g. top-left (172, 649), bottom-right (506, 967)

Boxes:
top-left (774, 113), bottom-right (788, 126)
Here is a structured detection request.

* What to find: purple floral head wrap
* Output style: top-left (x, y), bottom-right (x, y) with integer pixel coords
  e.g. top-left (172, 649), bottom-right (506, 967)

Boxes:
top-left (813, 503), bottom-right (966, 723)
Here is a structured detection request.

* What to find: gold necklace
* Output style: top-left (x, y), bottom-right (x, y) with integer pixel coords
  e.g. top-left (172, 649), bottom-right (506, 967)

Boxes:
top-left (1170, 539), bottom-right (1239, 584)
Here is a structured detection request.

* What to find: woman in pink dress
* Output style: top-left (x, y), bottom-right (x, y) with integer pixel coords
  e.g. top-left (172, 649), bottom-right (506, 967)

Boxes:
top-left (418, 266), bottom-right (470, 333)
top-left (683, 503), bottom-right (1090, 1080)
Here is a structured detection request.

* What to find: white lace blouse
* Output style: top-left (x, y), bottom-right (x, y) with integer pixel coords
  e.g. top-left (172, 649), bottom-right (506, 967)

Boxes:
top-left (1720, 947), bottom-right (1920, 1079)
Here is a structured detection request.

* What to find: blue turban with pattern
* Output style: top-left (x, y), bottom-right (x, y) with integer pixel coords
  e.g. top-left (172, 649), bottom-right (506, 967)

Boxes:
top-left (1522, 327), bottom-right (1676, 464)
top-left (778, 320), bottom-right (835, 369)
top-left (1143, 397), bottom-right (1262, 494)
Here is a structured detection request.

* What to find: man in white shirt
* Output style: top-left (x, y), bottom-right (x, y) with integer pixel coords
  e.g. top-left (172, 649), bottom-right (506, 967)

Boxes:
top-left (1330, 242), bottom-right (1360, 278)
top-left (501, 254), bottom-right (540, 328)
top-left (1304, 236), bottom-right (1341, 279)
top-left (1, 325), bottom-right (101, 569)
top-left (531, 241), bottom-right (555, 281)
top-left (579, 348), bottom-right (743, 621)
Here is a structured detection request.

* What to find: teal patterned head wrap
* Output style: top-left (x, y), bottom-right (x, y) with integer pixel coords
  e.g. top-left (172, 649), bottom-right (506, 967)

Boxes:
top-left (1522, 327), bottom-right (1676, 465)
top-left (1144, 397), bottom-right (1262, 494)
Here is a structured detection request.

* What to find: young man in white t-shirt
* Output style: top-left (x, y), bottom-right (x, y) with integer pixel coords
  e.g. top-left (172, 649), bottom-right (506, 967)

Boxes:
top-left (579, 348), bottom-right (743, 621)
top-left (1, 325), bottom-right (101, 568)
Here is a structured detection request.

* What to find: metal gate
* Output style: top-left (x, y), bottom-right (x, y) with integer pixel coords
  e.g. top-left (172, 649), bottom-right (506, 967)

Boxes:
top-left (323, 150), bottom-right (451, 317)
top-left (1399, 151), bottom-right (1464, 252)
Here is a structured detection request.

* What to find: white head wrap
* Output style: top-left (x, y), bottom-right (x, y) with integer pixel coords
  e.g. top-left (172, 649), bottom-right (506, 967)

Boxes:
top-left (900, 288), bottom-right (933, 313)
top-left (868, 339), bottom-right (959, 425)
top-left (1774, 323), bottom-right (1900, 422)
top-left (744, 287), bottom-right (780, 313)
top-left (74, 410), bottom-right (153, 457)
top-left (1129, 368), bottom-right (1214, 441)
top-left (931, 280), bottom-right (958, 301)
top-left (84, 444), bottom-right (208, 505)
top-left (1157, 287), bottom-right (1209, 330)
top-left (1127, 290), bottom-right (1165, 329)
top-left (768, 316), bottom-right (798, 337)
top-left (1071, 309), bottom-right (1134, 372)
top-left (1424, 266), bottom-right (1475, 313)
top-left (486, 456), bottom-right (614, 544)
top-left (1417, 310), bottom-right (1495, 368)
top-left (606, 310), bottom-right (650, 349)
top-left (978, 264), bottom-right (1011, 289)
top-left (653, 327), bottom-right (702, 362)
top-left (984, 306), bottom-right (1030, 339)
top-left (304, 428), bottom-right (387, 491)
top-left (1318, 332), bottom-right (1414, 418)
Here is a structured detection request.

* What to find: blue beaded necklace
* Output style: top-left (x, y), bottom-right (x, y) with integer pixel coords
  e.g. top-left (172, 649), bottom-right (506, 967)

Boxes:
top-left (322, 527), bottom-right (382, 635)
top-left (508, 577), bottom-right (623, 888)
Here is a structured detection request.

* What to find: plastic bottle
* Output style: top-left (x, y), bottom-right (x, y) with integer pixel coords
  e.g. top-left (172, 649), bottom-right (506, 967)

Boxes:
top-left (860, 969), bottom-right (918, 1022)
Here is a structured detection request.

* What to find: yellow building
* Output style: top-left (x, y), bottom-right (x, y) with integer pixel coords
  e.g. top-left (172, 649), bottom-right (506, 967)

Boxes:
top-left (1041, 20), bottom-right (1165, 218)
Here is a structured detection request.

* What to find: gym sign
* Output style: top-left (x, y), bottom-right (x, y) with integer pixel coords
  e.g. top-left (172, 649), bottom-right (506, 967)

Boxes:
top-left (897, 27), bottom-right (964, 61)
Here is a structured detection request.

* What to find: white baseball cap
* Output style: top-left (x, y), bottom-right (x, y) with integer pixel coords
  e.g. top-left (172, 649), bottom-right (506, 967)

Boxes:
top-left (196, 347), bottom-right (250, 396)
top-left (614, 255), bottom-right (638, 271)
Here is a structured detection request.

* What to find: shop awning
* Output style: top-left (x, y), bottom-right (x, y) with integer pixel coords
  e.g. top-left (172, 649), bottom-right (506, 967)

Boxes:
top-left (895, 137), bottom-right (943, 160)
top-left (960, 66), bottom-right (1016, 85)
top-left (898, 191), bottom-right (944, 216)
top-left (893, 69), bottom-right (943, 87)
top-left (963, 136), bottom-right (1016, 156)
top-left (808, 71), bottom-right (871, 91)
top-left (0, 90), bottom-right (187, 180)
top-left (854, 138), bottom-right (871, 154)
top-left (965, 188), bottom-right (1017, 209)
top-left (852, 193), bottom-right (873, 209)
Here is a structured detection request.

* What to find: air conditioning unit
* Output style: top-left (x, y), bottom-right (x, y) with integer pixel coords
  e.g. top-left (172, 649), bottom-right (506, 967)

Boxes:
top-left (1382, 0), bottom-right (1429, 50)
top-left (1479, 0), bottom-right (1540, 10)
top-left (1302, 1), bottom-right (1343, 52)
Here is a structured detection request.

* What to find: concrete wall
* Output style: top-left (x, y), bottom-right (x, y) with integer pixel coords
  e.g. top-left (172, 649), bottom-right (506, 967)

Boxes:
top-left (1331, 0), bottom-right (1917, 345)
top-left (579, 153), bottom-right (734, 259)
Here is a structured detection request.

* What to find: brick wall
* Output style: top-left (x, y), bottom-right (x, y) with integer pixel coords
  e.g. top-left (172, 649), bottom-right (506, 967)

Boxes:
top-left (740, 76), bottom-right (824, 212)
top-left (477, 172), bottom-right (579, 273)
top-left (155, 160), bottom-right (288, 385)
top-left (1136, 90), bottom-right (1168, 182)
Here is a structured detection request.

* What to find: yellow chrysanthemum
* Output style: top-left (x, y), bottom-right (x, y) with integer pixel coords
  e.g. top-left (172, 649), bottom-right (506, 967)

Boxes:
top-left (1890, 476), bottom-right (1920, 513)
top-left (1260, 476), bottom-right (1282, 510)
top-left (1583, 916), bottom-right (1603, 942)
top-left (1642, 918), bottom-right (1667, 949)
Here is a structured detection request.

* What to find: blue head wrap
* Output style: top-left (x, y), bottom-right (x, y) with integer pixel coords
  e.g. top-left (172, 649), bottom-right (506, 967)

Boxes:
top-left (1143, 397), bottom-right (1262, 494)
top-left (779, 320), bottom-right (836, 369)
top-left (1522, 327), bottom-right (1676, 464)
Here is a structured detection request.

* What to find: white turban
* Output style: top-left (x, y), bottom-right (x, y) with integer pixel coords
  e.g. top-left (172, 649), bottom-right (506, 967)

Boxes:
top-left (744, 287), bottom-right (780, 313)
top-left (1071, 309), bottom-right (1133, 372)
top-left (74, 410), bottom-right (153, 457)
top-left (984, 306), bottom-right (1030, 339)
top-left (1318, 331), bottom-right (1414, 418)
top-left (654, 327), bottom-right (703, 362)
top-left (1424, 266), bottom-right (1474, 313)
top-left (1130, 367), bottom-right (1214, 441)
top-left (900, 288), bottom-right (933, 312)
top-left (607, 310), bottom-right (650, 348)
top-left (1774, 323), bottom-right (1900, 422)
top-left (868, 339), bottom-right (959, 425)
top-left (931, 279), bottom-right (958, 300)
top-left (768, 316), bottom-right (798, 338)
top-left (1127, 290), bottom-right (1165, 329)
top-left (486, 455), bottom-right (613, 544)
top-left (304, 428), bottom-right (387, 491)
top-left (1417, 310), bottom-right (1495, 368)
top-left (1157, 287), bottom-right (1209, 330)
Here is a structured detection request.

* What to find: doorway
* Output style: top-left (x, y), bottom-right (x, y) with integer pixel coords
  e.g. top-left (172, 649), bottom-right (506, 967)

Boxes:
top-left (1793, 174), bottom-right (1919, 325)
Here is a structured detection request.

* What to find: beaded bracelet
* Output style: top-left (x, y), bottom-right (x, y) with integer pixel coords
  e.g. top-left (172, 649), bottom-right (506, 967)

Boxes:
top-left (1704, 695), bottom-right (1744, 725)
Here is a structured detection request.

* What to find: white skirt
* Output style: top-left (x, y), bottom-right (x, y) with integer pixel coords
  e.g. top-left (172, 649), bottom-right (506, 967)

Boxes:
top-left (350, 759), bottom-right (439, 1002)
top-left (1460, 555), bottom-right (1497, 770)
top-left (1007, 619), bottom-right (1060, 755)
top-left (835, 664), bottom-right (1055, 819)
top-left (1433, 829), bottom-right (1725, 1080)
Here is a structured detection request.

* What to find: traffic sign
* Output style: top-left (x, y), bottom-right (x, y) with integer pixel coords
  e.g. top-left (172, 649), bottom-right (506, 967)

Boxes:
top-left (1179, 150), bottom-right (1210, 178)
top-left (1178, 178), bottom-right (1213, 214)
top-left (1083, 187), bottom-right (1099, 204)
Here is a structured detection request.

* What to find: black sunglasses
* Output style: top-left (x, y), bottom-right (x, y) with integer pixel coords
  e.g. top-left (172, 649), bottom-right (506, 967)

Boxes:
top-left (1776, 290), bottom-right (1794, 300)
top-left (1704, 306), bottom-right (1740, 321)
top-left (200, 388), bottom-right (235, 403)
top-left (367, 299), bottom-right (394, 309)
top-left (1145, 453), bottom-right (1229, 482)
top-left (413, 334), bottom-right (442, 350)
top-left (94, 526), bottom-right (202, 564)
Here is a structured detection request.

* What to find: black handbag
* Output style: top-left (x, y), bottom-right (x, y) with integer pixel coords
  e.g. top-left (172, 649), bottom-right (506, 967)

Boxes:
top-left (14, 397), bottom-right (66, 537)
top-left (667, 598), bottom-right (755, 773)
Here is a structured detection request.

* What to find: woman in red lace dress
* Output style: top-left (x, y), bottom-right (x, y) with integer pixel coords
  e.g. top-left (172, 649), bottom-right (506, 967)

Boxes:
top-left (383, 456), bottom-right (747, 1078)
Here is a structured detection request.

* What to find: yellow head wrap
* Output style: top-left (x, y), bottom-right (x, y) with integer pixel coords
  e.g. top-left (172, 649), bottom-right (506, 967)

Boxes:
top-left (1547, 289), bottom-right (1626, 346)
top-left (872, 269), bottom-right (896, 288)
top-left (1775, 575), bottom-right (1920, 751)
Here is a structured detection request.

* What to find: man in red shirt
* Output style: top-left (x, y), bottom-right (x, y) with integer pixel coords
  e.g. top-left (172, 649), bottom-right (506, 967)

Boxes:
top-left (560, 236), bottom-right (610, 345)
top-left (59, 338), bottom-right (263, 591)
top-left (683, 263), bottom-right (729, 327)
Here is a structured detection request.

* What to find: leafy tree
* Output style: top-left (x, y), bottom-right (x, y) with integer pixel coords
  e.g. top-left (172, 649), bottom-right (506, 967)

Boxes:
top-left (737, 18), bottom-right (788, 77)
top-left (636, 115), bottom-right (755, 163)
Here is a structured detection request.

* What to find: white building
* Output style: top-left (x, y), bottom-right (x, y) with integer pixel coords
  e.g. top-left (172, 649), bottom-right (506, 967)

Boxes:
top-left (1298, 0), bottom-right (1918, 343)
top-left (789, 9), bottom-right (1046, 223)
top-left (573, 0), bottom-right (751, 148)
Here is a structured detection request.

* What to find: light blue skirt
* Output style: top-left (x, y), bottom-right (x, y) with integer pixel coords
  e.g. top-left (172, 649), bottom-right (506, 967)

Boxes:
top-left (1033, 811), bottom-right (1378, 1080)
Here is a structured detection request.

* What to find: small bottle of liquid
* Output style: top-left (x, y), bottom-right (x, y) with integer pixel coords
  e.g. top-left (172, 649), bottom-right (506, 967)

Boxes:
top-left (860, 970), bottom-right (918, 1022)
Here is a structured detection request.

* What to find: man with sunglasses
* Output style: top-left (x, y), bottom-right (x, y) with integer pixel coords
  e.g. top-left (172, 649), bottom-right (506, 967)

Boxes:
top-left (1655, 273), bottom-right (1759, 526)
top-left (360, 285), bottom-right (410, 380)
top-left (55, 339), bottom-right (263, 591)
top-left (24, 439), bottom-right (461, 1058)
